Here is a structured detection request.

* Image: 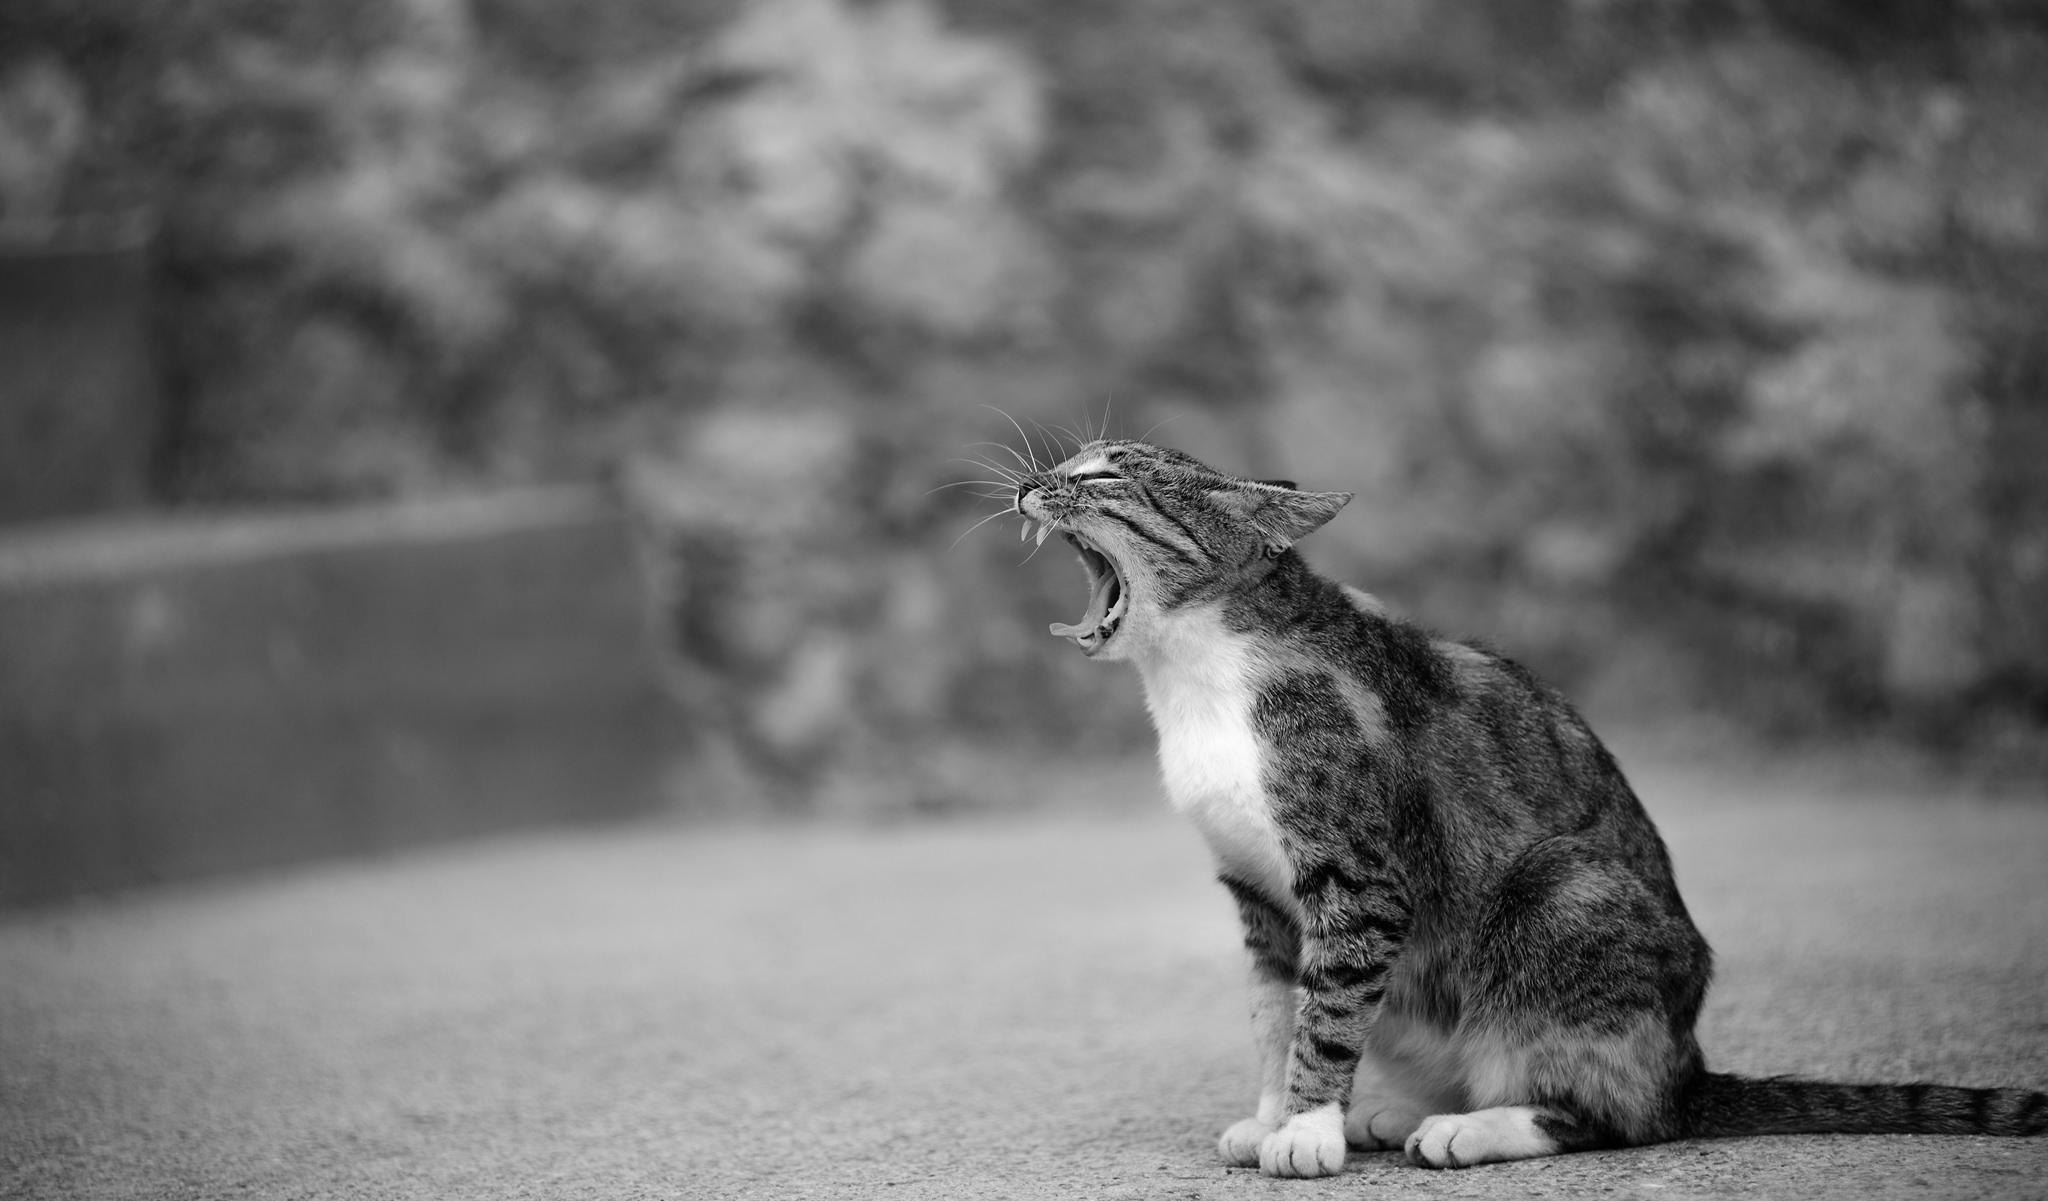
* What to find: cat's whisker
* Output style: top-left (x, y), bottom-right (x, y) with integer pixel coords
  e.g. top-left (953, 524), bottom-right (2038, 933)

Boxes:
top-left (1136, 412), bottom-right (1183, 444)
top-left (1022, 423), bottom-right (1057, 473)
top-left (981, 406), bottom-right (1044, 473)
top-left (1050, 417), bottom-right (1090, 454)
top-left (962, 458), bottom-right (1029, 491)
top-left (1011, 405), bottom-right (1056, 463)
top-left (963, 443), bottom-right (1031, 476)
top-left (1031, 416), bottom-right (1075, 460)
top-left (927, 476), bottom-right (1025, 498)
top-left (947, 505), bottom-right (1023, 551)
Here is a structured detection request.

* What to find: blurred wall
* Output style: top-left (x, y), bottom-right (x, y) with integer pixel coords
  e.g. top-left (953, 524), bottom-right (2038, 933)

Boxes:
top-left (0, 492), bottom-right (676, 907)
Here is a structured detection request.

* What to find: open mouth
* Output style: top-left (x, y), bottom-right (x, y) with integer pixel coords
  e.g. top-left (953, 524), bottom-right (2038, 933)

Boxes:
top-left (1041, 529), bottom-right (1128, 657)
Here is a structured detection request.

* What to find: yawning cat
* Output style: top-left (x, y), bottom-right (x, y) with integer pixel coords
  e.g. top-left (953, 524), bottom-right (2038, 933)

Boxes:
top-left (1006, 438), bottom-right (2045, 1177)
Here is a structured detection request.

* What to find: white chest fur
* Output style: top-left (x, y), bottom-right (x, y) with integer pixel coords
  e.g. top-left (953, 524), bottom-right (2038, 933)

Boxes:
top-left (1135, 610), bottom-right (1297, 916)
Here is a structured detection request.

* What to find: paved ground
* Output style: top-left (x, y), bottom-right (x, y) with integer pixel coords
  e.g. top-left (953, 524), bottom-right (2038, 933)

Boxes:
top-left (3, 752), bottom-right (2046, 1200)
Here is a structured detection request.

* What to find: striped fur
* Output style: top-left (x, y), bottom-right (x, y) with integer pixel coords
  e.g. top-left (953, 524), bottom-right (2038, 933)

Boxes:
top-left (1009, 439), bottom-right (2046, 1177)
top-left (1685, 1075), bottom-right (2048, 1138)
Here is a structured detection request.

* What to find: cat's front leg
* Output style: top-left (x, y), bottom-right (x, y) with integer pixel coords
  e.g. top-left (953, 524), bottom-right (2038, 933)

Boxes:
top-left (1217, 879), bottom-right (1301, 1166)
top-left (1217, 970), bottom-right (1293, 1165)
top-left (1259, 860), bottom-right (1407, 1178)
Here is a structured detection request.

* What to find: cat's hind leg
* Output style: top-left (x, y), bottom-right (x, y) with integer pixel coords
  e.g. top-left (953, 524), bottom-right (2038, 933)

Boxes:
top-left (1405, 1106), bottom-right (1551, 1167)
top-left (1409, 839), bottom-right (1708, 1169)
top-left (1403, 1021), bottom-right (1653, 1167)
top-left (1345, 1006), bottom-right (1463, 1151)
top-left (1404, 1102), bottom-right (1625, 1168)
top-left (1346, 1093), bottom-right (1425, 1151)
top-left (1347, 1089), bottom-right (1427, 1151)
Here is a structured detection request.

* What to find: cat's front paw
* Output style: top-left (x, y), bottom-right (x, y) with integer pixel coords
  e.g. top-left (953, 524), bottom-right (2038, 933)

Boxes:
top-left (1218, 1116), bottom-right (1274, 1167)
top-left (1258, 1105), bottom-right (1348, 1178)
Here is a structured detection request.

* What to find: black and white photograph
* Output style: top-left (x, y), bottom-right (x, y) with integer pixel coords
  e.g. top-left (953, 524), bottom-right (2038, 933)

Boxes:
top-left (2, 1), bottom-right (2045, 1197)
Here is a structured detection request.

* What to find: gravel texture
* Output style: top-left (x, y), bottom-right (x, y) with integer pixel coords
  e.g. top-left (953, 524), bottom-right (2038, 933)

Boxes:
top-left (3, 756), bottom-right (2045, 1200)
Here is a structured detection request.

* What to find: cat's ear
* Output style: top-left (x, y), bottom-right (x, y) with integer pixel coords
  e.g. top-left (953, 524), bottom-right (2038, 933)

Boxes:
top-left (1210, 482), bottom-right (1352, 553)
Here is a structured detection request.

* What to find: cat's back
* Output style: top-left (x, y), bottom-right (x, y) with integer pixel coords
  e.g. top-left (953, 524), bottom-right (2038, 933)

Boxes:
top-left (1397, 627), bottom-right (1693, 908)
top-left (1290, 575), bottom-right (1666, 866)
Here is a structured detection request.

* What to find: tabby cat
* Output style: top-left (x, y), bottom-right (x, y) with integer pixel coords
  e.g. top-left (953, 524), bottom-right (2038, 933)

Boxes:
top-left (1004, 438), bottom-right (2046, 1177)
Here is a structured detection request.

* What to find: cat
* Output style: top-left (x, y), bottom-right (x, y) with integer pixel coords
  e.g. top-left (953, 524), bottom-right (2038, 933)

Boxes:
top-left (1002, 437), bottom-right (2046, 1177)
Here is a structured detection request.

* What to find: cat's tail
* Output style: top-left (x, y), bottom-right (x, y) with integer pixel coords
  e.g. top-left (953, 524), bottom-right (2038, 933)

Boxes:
top-left (1678, 1072), bottom-right (2048, 1138)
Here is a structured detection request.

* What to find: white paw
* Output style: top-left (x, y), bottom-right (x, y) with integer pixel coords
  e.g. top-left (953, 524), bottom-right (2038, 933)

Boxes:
top-left (1404, 1108), bottom-right (1552, 1169)
top-left (1259, 1105), bottom-right (1348, 1178)
top-left (1344, 1097), bottom-right (1424, 1150)
top-left (1218, 1116), bottom-right (1274, 1167)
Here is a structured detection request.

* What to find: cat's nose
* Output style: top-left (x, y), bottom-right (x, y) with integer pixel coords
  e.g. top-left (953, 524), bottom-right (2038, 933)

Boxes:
top-left (1014, 484), bottom-right (1039, 514)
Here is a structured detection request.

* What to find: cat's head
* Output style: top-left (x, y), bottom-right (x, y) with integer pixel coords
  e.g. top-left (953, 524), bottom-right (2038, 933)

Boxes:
top-left (1011, 440), bottom-right (1351, 661)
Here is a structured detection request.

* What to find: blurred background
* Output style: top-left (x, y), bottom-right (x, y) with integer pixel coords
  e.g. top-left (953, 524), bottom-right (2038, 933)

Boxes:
top-left (4, 0), bottom-right (2047, 907)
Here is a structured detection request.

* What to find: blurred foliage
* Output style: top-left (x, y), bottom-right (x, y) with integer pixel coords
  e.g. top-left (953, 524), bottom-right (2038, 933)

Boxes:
top-left (7, 0), bottom-right (2048, 779)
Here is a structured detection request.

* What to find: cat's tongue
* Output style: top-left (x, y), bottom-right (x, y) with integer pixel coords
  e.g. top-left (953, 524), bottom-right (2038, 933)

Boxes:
top-left (1049, 568), bottom-right (1118, 644)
